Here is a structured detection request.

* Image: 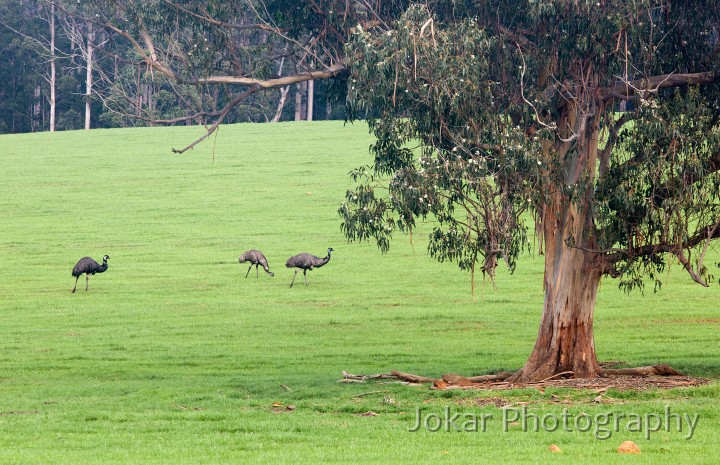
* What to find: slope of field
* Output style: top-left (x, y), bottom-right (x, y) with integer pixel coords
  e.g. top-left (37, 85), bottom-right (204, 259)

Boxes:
top-left (0, 122), bottom-right (718, 464)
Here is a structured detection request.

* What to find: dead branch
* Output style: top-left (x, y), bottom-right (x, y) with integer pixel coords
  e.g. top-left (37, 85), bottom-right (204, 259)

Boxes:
top-left (466, 371), bottom-right (515, 382)
top-left (196, 65), bottom-right (346, 87)
top-left (517, 45), bottom-right (557, 133)
top-left (390, 371), bottom-right (437, 384)
top-left (171, 85), bottom-right (262, 154)
top-left (341, 370), bottom-right (398, 381)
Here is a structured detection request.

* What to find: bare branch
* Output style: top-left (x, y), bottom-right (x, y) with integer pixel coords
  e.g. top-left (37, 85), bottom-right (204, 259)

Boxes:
top-left (171, 85), bottom-right (262, 154)
top-left (674, 249), bottom-right (709, 287)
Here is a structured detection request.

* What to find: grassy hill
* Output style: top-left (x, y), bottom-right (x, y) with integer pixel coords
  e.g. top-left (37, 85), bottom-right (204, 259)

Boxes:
top-left (0, 122), bottom-right (718, 464)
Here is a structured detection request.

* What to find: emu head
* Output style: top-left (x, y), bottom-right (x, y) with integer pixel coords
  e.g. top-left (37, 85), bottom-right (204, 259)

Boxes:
top-left (103, 255), bottom-right (110, 262)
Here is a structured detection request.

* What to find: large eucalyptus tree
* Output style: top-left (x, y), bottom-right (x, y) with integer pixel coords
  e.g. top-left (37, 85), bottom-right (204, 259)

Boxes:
top-left (340, 1), bottom-right (720, 382)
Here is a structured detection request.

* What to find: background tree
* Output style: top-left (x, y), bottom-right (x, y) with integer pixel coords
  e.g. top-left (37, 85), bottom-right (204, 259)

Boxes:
top-left (340, 1), bottom-right (720, 382)
top-left (58, 2), bottom-right (110, 130)
top-left (0, 0), bottom-right (60, 132)
top-left (0, 0), bottom-right (108, 132)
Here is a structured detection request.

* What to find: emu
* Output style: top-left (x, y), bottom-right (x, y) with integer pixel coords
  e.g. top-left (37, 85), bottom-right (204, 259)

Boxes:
top-left (71, 255), bottom-right (110, 293)
top-left (285, 247), bottom-right (333, 288)
top-left (238, 249), bottom-right (274, 278)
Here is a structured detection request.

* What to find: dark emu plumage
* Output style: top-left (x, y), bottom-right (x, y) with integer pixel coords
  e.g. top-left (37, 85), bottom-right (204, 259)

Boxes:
top-left (238, 249), bottom-right (274, 278)
top-left (285, 248), bottom-right (333, 288)
top-left (71, 255), bottom-right (110, 293)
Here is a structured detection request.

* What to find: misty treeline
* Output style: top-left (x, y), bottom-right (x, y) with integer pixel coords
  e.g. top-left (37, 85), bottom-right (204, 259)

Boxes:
top-left (0, 0), bottom-right (345, 134)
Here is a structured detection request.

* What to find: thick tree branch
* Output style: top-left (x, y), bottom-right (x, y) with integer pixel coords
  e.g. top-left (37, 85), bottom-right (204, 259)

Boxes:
top-left (601, 72), bottom-right (718, 101)
top-left (197, 65), bottom-right (346, 87)
top-left (106, 21), bottom-right (346, 89)
top-left (602, 220), bottom-right (720, 264)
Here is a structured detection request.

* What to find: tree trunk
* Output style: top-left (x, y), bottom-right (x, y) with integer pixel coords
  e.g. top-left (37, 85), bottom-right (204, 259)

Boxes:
top-left (84, 21), bottom-right (94, 130)
top-left (307, 78), bottom-right (314, 121)
top-left (33, 84), bottom-right (42, 132)
top-left (508, 201), bottom-right (603, 382)
top-left (272, 57), bottom-right (289, 122)
top-left (509, 96), bottom-right (604, 383)
top-left (295, 82), bottom-right (307, 121)
top-left (49, 0), bottom-right (56, 132)
top-left (272, 86), bottom-right (290, 122)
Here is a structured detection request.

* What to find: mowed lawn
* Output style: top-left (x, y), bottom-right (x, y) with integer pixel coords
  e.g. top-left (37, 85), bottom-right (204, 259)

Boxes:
top-left (0, 122), bottom-right (719, 464)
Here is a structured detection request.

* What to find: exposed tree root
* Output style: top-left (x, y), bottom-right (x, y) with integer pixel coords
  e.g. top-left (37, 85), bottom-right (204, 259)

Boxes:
top-left (339, 364), bottom-right (708, 391)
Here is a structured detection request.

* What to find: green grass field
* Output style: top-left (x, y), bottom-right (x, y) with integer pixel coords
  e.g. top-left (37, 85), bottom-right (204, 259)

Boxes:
top-left (1, 121), bottom-right (719, 464)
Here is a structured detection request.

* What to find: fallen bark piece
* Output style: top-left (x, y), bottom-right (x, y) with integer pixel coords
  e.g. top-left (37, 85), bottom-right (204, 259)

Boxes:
top-left (432, 379), bottom-right (449, 389)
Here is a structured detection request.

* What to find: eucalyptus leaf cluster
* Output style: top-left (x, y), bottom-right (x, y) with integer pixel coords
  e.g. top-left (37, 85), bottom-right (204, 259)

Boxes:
top-left (342, 5), bottom-right (540, 279)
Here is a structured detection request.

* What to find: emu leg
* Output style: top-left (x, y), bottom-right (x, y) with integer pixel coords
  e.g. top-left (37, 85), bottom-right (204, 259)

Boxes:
top-left (245, 265), bottom-right (252, 278)
top-left (290, 269), bottom-right (299, 288)
top-left (85, 275), bottom-right (90, 291)
top-left (303, 269), bottom-right (308, 286)
top-left (256, 264), bottom-right (259, 278)
top-left (72, 276), bottom-right (80, 293)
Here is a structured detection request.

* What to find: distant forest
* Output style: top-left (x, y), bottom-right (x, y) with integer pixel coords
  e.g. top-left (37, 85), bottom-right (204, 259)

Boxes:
top-left (0, 0), bottom-right (347, 134)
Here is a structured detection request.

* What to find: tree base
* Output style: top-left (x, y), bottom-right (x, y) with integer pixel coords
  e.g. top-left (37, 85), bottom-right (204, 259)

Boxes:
top-left (339, 364), bottom-right (706, 391)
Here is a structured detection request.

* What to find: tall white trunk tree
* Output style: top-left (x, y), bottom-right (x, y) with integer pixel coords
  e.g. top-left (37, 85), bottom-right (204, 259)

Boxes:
top-left (60, 12), bottom-right (107, 130)
top-left (83, 20), bottom-right (94, 129)
top-left (49, 0), bottom-right (56, 131)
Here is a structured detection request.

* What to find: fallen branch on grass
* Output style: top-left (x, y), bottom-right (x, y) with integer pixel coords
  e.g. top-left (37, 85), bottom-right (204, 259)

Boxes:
top-left (600, 364), bottom-right (684, 377)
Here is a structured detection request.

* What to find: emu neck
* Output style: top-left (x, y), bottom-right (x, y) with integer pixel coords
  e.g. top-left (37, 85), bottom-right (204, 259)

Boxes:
top-left (319, 253), bottom-right (331, 267)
